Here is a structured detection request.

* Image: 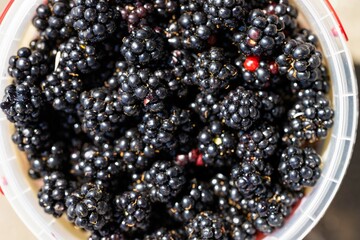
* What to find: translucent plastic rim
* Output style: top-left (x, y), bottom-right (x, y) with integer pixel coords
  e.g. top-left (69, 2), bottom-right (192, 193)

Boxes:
top-left (0, 0), bottom-right (358, 240)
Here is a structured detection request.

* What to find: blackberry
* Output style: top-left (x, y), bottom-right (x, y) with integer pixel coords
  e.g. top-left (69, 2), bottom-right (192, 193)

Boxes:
top-left (30, 35), bottom-right (57, 55)
top-left (168, 50), bottom-right (194, 85)
top-left (219, 87), bottom-right (262, 130)
top-left (119, 2), bottom-right (155, 31)
top-left (41, 69), bottom-right (83, 112)
top-left (32, 0), bottom-right (74, 40)
top-left (276, 39), bottom-right (322, 83)
top-left (198, 121), bottom-right (236, 167)
top-left (89, 223), bottom-right (125, 240)
top-left (8, 47), bottom-right (49, 84)
top-left (278, 146), bottom-right (321, 191)
top-left (265, 0), bottom-right (298, 32)
top-left (233, 9), bottom-right (285, 56)
top-left (1, 83), bottom-right (43, 124)
top-left (66, 182), bottom-right (112, 231)
top-left (256, 91), bottom-right (285, 123)
top-left (12, 121), bottom-right (51, 154)
top-left (289, 65), bottom-right (330, 93)
top-left (236, 122), bottom-right (280, 160)
top-left (144, 161), bottom-right (186, 202)
top-left (284, 90), bottom-right (334, 143)
top-left (190, 91), bottom-right (221, 122)
top-left (203, 0), bottom-right (246, 29)
top-left (293, 28), bottom-right (318, 45)
top-left (191, 47), bottom-right (237, 92)
top-left (210, 173), bottom-right (230, 198)
top-left (115, 191), bottom-right (151, 231)
top-left (114, 128), bottom-right (155, 173)
top-left (185, 211), bottom-right (226, 239)
top-left (78, 87), bottom-right (125, 143)
top-left (168, 179), bottom-right (214, 222)
top-left (59, 37), bottom-right (102, 74)
top-left (153, 0), bottom-right (178, 17)
top-left (223, 206), bottom-right (256, 240)
top-left (66, 0), bottom-right (120, 42)
top-left (121, 26), bottom-right (165, 65)
top-left (38, 171), bottom-right (72, 217)
top-left (144, 228), bottom-right (183, 240)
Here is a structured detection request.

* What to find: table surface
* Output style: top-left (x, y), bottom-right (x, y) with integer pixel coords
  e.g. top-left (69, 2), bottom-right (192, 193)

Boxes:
top-left (1, 1), bottom-right (359, 239)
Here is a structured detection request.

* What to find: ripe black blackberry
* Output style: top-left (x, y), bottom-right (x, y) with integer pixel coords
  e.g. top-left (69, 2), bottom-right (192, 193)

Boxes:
top-left (256, 91), bottom-right (285, 123)
top-left (89, 223), bottom-right (125, 240)
top-left (190, 91), bottom-right (221, 122)
top-left (78, 87), bottom-right (125, 144)
top-left (233, 9), bottom-right (285, 56)
top-left (144, 161), bottom-right (186, 202)
top-left (66, 182), bottom-right (112, 231)
top-left (153, 0), bottom-right (178, 17)
top-left (235, 56), bottom-right (281, 90)
top-left (278, 146), bottom-right (321, 191)
top-left (38, 171), bottom-right (72, 217)
top-left (30, 35), bottom-right (57, 55)
top-left (121, 26), bottom-right (165, 65)
top-left (41, 69), bottom-right (83, 112)
top-left (210, 173), bottom-right (230, 198)
top-left (191, 47), bottom-right (238, 93)
top-left (114, 128), bottom-right (155, 173)
top-left (293, 28), bottom-right (318, 45)
top-left (265, 0), bottom-right (298, 32)
top-left (289, 65), bottom-right (330, 93)
top-left (236, 122), bottom-right (280, 160)
top-left (119, 1), bottom-right (155, 31)
top-left (168, 179), bottom-right (214, 222)
top-left (12, 121), bottom-right (51, 154)
top-left (115, 191), bottom-right (151, 231)
top-left (66, 0), bottom-right (120, 42)
top-left (144, 228), bottom-right (183, 240)
top-left (185, 211), bottom-right (226, 239)
top-left (219, 87), bottom-right (262, 130)
top-left (8, 47), bottom-right (49, 84)
top-left (32, 0), bottom-right (74, 40)
top-left (284, 90), bottom-right (334, 144)
top-left (1, 83), bottom-right (43, 124)
top-left (168, 50), bottom-right (194, 86)
top-left (59, 37), bottom-right (103, 74)
top-left (222, 206), bottom-right (256, 240)
top-left (203, 0), bottom-right (246, 28)
top-left (276, 39), bottom-right (322, 83)
top-left (198, 121), bottom-right (236, 167)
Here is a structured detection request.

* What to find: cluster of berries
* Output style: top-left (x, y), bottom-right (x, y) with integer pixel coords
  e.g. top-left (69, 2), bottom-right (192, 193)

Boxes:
top-left (1, 0), bottom-right (334, 239)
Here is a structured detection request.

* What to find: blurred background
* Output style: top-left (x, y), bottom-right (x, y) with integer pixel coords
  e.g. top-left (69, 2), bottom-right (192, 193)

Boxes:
top-left (0, 0), bottom-right (359, 239)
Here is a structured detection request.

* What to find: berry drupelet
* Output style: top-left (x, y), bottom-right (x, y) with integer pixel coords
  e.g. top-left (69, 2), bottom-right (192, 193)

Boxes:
top-left (144, 161), bottom-right (186, 203)
top-left (236, 122), bottom-right (280, 160)
top-left (278, 146), bottom-right (321, 191)
top-left (66, 0), bottom-right (120, 42)
top-left (8, 47), bottom-right (49, 85)
top-left (115, 191), bottom-right (151, 231)
top-left (190, 91), bottom-right (221, 122)
top-left (219, 87), bottom-right (262, 130)
top-left (185, 211), bottom-right (226, 239)
top-left (1, 83), bottom-right (43, 124)
top-left (276, 39), bottom-right (322, 84)
top-left (256, 91), bottom-right (286, 123)
top-left (38, 171), bottom-right (72, 217)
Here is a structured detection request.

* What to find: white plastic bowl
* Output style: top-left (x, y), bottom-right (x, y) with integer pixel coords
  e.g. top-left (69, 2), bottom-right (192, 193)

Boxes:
top-left (0, 0), bottom-right (358, 239)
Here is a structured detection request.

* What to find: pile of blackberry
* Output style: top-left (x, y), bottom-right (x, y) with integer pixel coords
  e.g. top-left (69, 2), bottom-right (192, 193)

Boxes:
top-left (1, 0), bottom-right (334, 239)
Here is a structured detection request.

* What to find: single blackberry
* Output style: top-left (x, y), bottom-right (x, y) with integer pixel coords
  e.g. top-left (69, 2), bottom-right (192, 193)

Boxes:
top-left (12, 121), bottom-right (51, 154)
top-left (284, 90), bottom-right (334, 143)
top-left (1, 83), bottom-right (43, 124)
top-left (78, 87), bottom-right (125, 144)
top-left (198, 121), bottom-right (236, 167)
top-left (144, 161), bottom-right (186, 202)
top-left (235, 56), bottom-right (281, 89)
top-left (66, 183), bottom-right (112, 231)
top-left (265, 0), bottom-right (298, 32)
top-left (121, 26), bottom-right (165, 65)
top-left (185, 211), bottom-right (226, 239)
top-left (190, 47), bottom-right (237, 92)
top-left (230, 161), bottom-right (272, 199)
top-left (32, 0), bottom-right (74, 40)
top-left (289, 65), bottom-right (330, 93)
top-left (38, 171), bottom-right (72, 217)
top-left (210, 173), bottom-right (230, 198)
top-left (114, 128), bottom-right (155, 173)
top-left (203, 0), bottom-right (246, 28)
top-left (115, 191), bottom-right (151, 231)
top-left (59, 37), bottom-right (103, 74)
top-left (41, 69), bottom-right (83, 112)
top-left (144, 228), bottom-right (183, 240)
top-left (278, 146), bottom-right (321, 191)
top-left (293, 28), bottom-right (318, 45)
top-left (255, 91), bottom-right (286, 123)
top-left (168, 179), bottom-right (214, 222)
top-left (8, 47), bottom-right (49, 84)
top-left (30, 35), bottom-right (57, 55)
top-left (89, 223), bottom-right (125, 240)
top-left (222, 206), bottom-right (256, 240)
top-left (190, 91), bottom-right (221, 122)
top-left (276, 39), bottom-right (322, 83)
top-left (66, 0), bottom-right (120, 42)
top-left (119, 1), bottom-right (155, 31)
top-left (236, 122), bottom-right (280, 160)
top-left (153, 0), bottom-right (178, 17)
top-left (168, 50), bottom-right (194, 86)
top-left (233, 9), bottom-right (285, 56)
top-left (218, 87), bottom-right (262, 130)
